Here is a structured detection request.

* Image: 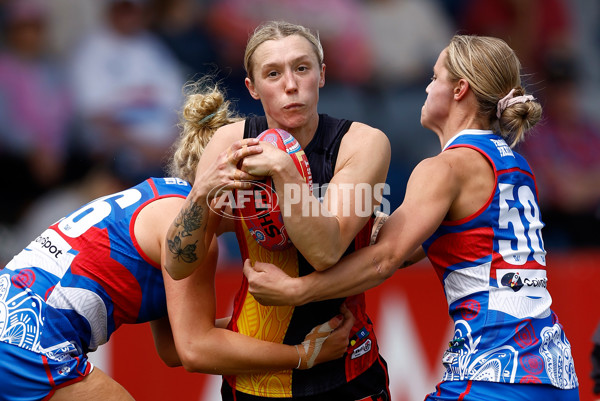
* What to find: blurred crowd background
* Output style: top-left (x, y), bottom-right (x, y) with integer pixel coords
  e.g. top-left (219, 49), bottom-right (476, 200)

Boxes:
top-left (1, 0), bottom-right (599, 264)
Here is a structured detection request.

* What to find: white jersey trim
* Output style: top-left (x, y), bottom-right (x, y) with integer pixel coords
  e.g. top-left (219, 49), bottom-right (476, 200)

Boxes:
top-left (444, 262), bottom-right (490, 306)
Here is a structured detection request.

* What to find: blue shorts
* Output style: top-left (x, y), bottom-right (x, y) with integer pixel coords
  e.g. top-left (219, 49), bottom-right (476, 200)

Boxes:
top-left (0, 341), bottom-right (92, 401)
top-left (425, 380), bottom-right (580, 401)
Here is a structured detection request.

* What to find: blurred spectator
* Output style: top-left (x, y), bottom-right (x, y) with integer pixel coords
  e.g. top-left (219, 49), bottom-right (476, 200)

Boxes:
top-left (363, 0), bottom-right (452, 88)
top-left (45, 0), bottom-right (104, 59)
top-left (458, 0), bottom-right (573, 74)
top-left (434, 0), bottom-right (470, 23)
top-left (148, 0), bottom-right (220, 80)
top-left (0, 162), bottom-right (127, 265)
top-left (356, 0), bottom-right (453, 208)
top-left (0, 0), bottom-right (74, 224)
top-left (518, 53), bottom-right (600, 248)
top-left (68, 0), bottom-right (185, 185)
top-left (571, 0), bottom-right (600, 123)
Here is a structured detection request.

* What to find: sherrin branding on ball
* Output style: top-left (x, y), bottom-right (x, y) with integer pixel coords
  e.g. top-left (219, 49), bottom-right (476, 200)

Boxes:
top-left (238, 128), bottom-right (312, 251)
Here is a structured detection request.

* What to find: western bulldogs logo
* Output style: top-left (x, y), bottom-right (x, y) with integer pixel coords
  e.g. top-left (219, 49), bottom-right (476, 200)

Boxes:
top-left (56, 364), bottom-right (71, 376)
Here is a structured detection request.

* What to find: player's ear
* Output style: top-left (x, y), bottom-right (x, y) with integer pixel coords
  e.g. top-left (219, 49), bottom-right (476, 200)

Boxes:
top-left (245, 77), bottom-right (260, 100)
top-left (454, 78), bottom-right (469, 100)
top-left (319, 64), bottom-right (326, 88)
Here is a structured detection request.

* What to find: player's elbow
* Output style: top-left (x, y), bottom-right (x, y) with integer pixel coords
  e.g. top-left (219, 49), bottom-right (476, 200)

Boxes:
top-left (376, 260), bottom-right (397, 282)
top-left (305, 250), bottom-right (342, 272)
top-left (156, 348), bottom-right (182, 368)
top-left (374, 243), bottom-right (403, 281)
top-left (161, 354), bottom-right (182, 368)
top-left (178, 344), bottom-right (225, 374)
top-left (177, 348), bottom-right (207, 373)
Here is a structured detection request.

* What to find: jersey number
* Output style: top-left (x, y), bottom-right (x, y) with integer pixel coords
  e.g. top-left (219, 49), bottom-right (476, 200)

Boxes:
top-left (57, 189), bottom-right (142, 238)
top-left (497, 183), bottom-right (545, 265)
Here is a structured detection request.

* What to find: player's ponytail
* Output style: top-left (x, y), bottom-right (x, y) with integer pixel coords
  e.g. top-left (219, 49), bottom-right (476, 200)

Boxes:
top-left (445, 35), bottom-right (543, 147)
top-left (496, 87), bottom-right (542, 147)
top-left (167, 78), bottom-right (243, 183)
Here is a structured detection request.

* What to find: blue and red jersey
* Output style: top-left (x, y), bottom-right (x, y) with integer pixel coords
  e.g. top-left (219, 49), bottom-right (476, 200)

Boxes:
top-left (422, 130), bottom-right (578, 389)
top-left (1, 177), bottom-right (190, 358)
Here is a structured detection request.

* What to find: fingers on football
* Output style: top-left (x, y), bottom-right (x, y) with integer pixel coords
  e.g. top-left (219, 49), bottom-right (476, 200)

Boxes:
top-left (229, 139), bottom-right (262, 164)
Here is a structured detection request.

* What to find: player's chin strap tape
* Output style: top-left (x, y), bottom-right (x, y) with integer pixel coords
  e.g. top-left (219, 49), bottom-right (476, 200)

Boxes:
top-left (295, 320), bottom-right (334, 369)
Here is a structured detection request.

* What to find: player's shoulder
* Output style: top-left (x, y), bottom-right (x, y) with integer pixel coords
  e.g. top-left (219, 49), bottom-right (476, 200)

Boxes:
top-left (342, 121), bottom-right (391, 154)
top-left (204, 120), bottom-right (245, 153)
top-left (214, 120), bottom-right (245, 139)
top-left (442, 144), bottom-right (491, 172)
top-left (412, 154), bottom-right (456, 181)
top-left (347, 121), bottom-right (387, 139)
top-left (414, 149), bottom-right (481, 189)
top-left (419, 148), bottom-right (469, 172)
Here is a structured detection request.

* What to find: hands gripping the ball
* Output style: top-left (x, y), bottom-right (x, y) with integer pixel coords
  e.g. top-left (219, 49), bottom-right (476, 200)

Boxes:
top-left (193, 138), bottom-right (265, 202)
top-left (235, 129), bottom-right (313, 252)
top-left (238, 128), bottom-right (310, 182)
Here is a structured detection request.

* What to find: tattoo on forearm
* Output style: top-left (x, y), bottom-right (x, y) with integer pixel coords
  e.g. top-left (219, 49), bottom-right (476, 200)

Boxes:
top-left (167, 235), bottom-right (198, 263)
top-left (174, 201), bottom-right (204, 237)
top-left (167, 201), bottom-right (204, 263)
top-left (401, 259), bottom-right (416, 269)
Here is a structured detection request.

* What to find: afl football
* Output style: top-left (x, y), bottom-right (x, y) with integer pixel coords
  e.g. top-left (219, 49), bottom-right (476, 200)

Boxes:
top-left (238, 128), bottom-right (312, 251)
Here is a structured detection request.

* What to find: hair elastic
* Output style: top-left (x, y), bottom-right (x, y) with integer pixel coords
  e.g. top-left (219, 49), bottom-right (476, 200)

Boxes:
top-left (496, 88), bottom-right (535, 119)
top-left (198, 112), bottom-right (216, 125)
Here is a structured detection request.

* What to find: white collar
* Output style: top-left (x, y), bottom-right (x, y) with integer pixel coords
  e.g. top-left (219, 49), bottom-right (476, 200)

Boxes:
top-left (442, 129), bottom-right (494, 151)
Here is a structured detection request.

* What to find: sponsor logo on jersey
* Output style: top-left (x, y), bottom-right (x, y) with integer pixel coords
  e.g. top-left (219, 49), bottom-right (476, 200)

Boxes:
top-left (491, 270), bottom-right (551, 318)
top-left (40, 341), bottom-right (79, 362)
top-left (29, 229), bottom-right (71, 260)
top-left (351, 339), bottom-right (372, 359)
top-left (500, 271), bottom-right (547, 292)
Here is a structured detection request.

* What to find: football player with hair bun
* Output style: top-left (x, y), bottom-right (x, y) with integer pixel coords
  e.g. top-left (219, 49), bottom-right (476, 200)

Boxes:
top-left (0, 78), bottom-right (353, 401)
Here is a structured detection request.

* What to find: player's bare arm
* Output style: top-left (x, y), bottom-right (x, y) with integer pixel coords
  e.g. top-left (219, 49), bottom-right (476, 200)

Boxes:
top-left (251, 123), bottom-right (391, 270)
top-left (162, 237), bottom-right (354, 375)
top-left (244, 155), bottom-right (455, 305)
top-left (164, 123), bottom-right (261, 280)
top-left (149, 316), bottom-right (181, 367)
